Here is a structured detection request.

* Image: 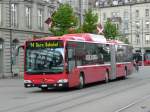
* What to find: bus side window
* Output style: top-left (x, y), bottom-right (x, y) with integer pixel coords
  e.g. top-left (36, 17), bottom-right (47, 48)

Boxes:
top-left (102, 44), bottom-right (111, 63)
top-left (67, 48), bottom-right (76, 73)
top-left (75, 48), bottom-right (84, 66)
top-left (97, 44), bottom-right (110, 64)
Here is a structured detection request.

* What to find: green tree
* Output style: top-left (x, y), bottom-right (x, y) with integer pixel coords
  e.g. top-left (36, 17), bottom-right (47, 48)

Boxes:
top-left (104, 20), bottom-right (119, 39)
top-left (119, 36), bottom-right (129, 44)
top-left (50, 4), bottom-right (78, 36)
top-left (124, 38), bottom-right (129, 44)
top-left (82, 9), bottom-right (98, 33)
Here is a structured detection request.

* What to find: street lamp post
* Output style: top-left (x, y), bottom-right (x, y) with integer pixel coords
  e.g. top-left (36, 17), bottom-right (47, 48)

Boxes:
top-left (141, 19), bottom-right (144, 66)
top-left (130, 4), bottom-right (133, 44)
top-left (95, 0), bottom-right (101, 20)
top-left (79, 0), bottom-right (83, 26)
top-left (135, 19), bottom-right (144, 66)
top-left (9, 0), bottom-right (13, 76)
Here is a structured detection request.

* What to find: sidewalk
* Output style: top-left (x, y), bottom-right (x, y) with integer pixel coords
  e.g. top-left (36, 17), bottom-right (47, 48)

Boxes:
top-left (0, 73), bottom-right (23, 79)
top-left (0, 78), bottom-right (24, 87)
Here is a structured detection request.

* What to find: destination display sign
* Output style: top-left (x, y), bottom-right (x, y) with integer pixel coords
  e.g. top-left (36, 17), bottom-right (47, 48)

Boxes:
top-left (27, 41), bottom-right (63, 48)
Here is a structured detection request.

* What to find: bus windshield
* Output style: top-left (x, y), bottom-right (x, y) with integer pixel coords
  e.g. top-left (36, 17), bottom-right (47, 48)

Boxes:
top-left (26, 41), bottom-right (64, 74)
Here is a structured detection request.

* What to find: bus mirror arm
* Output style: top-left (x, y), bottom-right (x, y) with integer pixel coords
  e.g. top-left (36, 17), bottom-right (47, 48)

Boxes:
top-left (65, 68), bottom-right (69, 74)
top-left (65, 62), bottom-right (69, 73)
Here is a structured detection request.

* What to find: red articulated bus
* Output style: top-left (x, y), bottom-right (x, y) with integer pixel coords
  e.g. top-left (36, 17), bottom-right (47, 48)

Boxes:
top-left (22, 33), bottom-right (133, 90)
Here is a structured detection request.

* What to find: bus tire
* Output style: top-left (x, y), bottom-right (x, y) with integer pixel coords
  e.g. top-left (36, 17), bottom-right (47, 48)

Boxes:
top-left (123, 69), bottom-right (127, 79)
top-left (105, 71), bottom-right (109, 83)
top-left (41, 87), bottom-right (48, 91)
top-left (77, 75), bottom-right (84, 89)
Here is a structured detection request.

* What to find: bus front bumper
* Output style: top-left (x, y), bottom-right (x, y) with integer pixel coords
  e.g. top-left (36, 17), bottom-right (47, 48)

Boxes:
top-left (24, 82), bottom-right (68, 89)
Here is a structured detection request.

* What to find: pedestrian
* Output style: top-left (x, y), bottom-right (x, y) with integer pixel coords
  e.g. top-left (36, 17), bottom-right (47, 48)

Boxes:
top-left (133, 58), bottom-right (139, 72)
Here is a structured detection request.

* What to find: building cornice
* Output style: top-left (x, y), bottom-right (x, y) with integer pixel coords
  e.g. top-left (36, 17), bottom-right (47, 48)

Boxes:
top-left (0, 27), bottom-right (51, 35)
top-left (99, 2), bottom-right (150, 9)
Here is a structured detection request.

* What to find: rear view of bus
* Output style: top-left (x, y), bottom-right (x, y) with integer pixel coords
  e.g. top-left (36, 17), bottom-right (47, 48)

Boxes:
top-left (144, 52), bottom-right (150, 66)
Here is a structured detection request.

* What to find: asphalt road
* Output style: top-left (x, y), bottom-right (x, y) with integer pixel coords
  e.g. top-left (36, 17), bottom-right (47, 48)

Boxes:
top-left (0, 66), bottom-right (150, 112)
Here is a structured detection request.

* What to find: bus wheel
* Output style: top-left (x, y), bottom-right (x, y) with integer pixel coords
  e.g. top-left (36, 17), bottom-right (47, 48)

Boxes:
top-left (123, 69), bottom-right (127, 79)
top-left (41, 87), bottom-right (48, 91)
top-left (78, 75), bottom-right (84, 89)
top-left (105, 71), bottom-right (109, 83)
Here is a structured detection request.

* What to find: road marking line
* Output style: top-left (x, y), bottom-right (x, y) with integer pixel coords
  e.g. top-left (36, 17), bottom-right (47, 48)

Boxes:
top-left (115, 94), bottom-right (150, 112)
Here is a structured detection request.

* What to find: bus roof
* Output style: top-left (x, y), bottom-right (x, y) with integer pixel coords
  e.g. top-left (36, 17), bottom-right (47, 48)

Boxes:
top-left (26, 33), bottom-right (129, 46)
top-left (28, 33), bottom-right (107, 43)
top-left (106, 39), bottom-right (128, 46)
top-left (62, 33), bottom-right (107, 43)
top-left (107, 40), bottom-right (124, 44)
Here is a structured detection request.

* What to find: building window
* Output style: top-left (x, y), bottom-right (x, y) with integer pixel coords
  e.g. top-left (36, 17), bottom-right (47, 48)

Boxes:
top-left (43, 0), bottom-right (50, 2)
top-left (135, 10), bottom-right (139, 18)
top-left (135, 21), bottom-right (140, 29)
top-left (124, 0), bottom-right (130, 3)
top-left (103, 13), bottom-right (106, 20)
top-left (38, 9), bottom-right (43, 29)
top-left (111, 12), bottom-right (120, 18)
top-left (25, 7), bottom-right (31, 29)
top-left (114, 23), bottom-right (119, 30)
top-left (124, 11), bottom-right (129, 20)
top-left (112, 12), bottom-right (116, 17)
top-left (11, 4), bottom-right (18, 27)
top-left (0, 4), bottom-right (2, 25)
top-left (124, 21), bottom-right (129, 33)
top-left (136, 34), bottom-right (140, 44)
top-left (116, 12), bottom-right (120, 17)
top-left (145, 9), bottom-right (149, 17)
top-left (48, 8), bottom-right (55, 19)
top-left (48, 9), bottom-right (51, 17)
top-left (0, 38), bottom-right (4, 74)
top-left (146, 21), bottom-right (150, 29)
top-left (145, 35), bottom-right (150, 44)
top-left (12, 39), bottom-right (19, 65)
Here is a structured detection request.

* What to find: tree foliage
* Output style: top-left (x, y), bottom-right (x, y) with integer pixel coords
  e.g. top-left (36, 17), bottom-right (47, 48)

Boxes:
top-left (82, 9), bottom-right (98, 33)
top-left (104, 20), bottom-right (119, 39)
top-left (119, 36), bottom-right (129, 44)
top-left (50, 4), bottom-right (78, 36)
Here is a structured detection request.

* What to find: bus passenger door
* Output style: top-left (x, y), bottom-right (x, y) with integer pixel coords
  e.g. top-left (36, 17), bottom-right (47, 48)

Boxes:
top-left (110, 45), bottom-right (117, 80)
top-left (67, 48), bottom-right (79, 87)
top-left (116, 45), bottom-right (126, 77)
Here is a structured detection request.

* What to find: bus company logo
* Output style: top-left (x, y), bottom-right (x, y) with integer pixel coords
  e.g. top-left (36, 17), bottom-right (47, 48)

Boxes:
top-left (29, 42), bottom-right (59, 48)
top-left (85, 55), bottom-right (98, 61)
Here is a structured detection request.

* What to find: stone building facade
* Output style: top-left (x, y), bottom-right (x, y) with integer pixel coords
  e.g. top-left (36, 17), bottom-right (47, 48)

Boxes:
top-left (61, 0), bottom-right (150, 53)
top-left (95, 0), bottom-right (150, 52)
top-left (0, 0), bottom-right (57, 77)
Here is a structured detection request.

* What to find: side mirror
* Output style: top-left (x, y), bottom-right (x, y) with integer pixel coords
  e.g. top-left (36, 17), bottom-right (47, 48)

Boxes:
top-left (15, 45), bottom-right (24, 56)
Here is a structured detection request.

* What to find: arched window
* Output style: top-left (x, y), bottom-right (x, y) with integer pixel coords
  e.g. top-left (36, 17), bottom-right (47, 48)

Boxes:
top-left (0, 38), bottom-right (4, 75)
top-left (0, 38), bottom-right (3, 50)
top-left (12, 39), bottom-right (19, 49)
top-left (12, 39), bottom-right (19, 65)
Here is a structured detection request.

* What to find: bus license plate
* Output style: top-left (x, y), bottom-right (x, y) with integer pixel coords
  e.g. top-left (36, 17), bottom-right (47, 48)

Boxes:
top-left (41, 84), bottom-right (47, 87)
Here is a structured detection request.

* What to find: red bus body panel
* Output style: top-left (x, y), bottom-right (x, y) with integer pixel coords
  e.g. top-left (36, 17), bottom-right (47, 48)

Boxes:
top-left (24, 73), bottom-right (68, 85)
top-left (116, 62), bottom-right (133, 77)
top-left (144, 60), bottom-right (150, 66)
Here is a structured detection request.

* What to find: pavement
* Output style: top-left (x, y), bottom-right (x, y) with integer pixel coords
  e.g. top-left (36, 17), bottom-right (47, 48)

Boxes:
top-left (0, 66), bottom-right (150, 112)
top-left (122, 96), bottom-right (150, 112)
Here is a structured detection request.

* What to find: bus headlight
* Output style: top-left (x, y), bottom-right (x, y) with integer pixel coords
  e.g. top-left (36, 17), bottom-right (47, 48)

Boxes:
top-left (57, 79), bottom-right (68, 83)
top-left (24, 80), bottom-right (32, 83)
